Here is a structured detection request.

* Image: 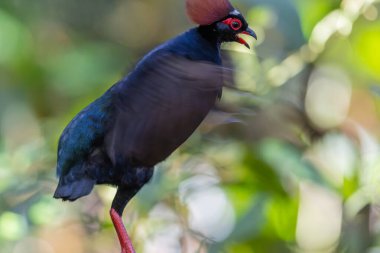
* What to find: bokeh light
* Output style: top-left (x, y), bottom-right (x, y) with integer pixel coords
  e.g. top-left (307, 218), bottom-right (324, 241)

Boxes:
top-left (1, 0), bottom-right (380, 252)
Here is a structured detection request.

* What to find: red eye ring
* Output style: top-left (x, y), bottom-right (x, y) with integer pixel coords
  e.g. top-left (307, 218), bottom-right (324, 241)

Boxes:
top-left (222, 18), bottom-right (242, 31)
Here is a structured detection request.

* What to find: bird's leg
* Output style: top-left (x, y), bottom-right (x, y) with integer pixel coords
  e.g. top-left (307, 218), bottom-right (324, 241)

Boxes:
top-left (111, 187), bottom-right (140, 253)
top-left (110, 167), bottom-right (154, 253)
top-left (110, 208), bottom-right (135, 253)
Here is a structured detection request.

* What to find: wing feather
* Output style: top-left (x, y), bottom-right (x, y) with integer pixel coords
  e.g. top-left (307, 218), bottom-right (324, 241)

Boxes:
top-left (56, 53), bottom-right (225, 178)
top-left (105, 53), bottom-right (224, 167)
top-left (56, 89), bottom-right (115, 177)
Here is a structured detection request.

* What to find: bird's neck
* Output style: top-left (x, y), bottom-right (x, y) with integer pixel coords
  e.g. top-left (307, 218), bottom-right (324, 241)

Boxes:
top-left (197, 25), bottom-right (221, 48)
top-left (154, 27), bottom-right (222, 64)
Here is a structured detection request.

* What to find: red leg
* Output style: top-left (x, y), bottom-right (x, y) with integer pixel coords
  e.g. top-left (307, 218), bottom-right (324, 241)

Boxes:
top-left (110, 208), bottom-right (136, 253)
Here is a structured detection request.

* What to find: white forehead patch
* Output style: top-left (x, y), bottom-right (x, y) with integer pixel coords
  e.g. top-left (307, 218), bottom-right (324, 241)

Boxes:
top-left (230, 10), bottom-right (241, 16)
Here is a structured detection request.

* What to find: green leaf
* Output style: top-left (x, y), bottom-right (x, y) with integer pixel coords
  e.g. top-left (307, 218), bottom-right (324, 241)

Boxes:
top-left (258, 139), bottom-right (328, 186)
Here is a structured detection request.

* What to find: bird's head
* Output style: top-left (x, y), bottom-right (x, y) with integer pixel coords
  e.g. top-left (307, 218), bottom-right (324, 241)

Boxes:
top-left (186, 0), bottom-right (257, 49)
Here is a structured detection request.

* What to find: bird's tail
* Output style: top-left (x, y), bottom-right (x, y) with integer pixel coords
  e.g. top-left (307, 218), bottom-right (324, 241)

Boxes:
top-left (53, 177), bottom-right (95, 201)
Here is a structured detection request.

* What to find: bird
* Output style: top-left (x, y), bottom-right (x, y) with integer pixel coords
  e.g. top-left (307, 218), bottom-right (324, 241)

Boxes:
top-left (53, 0), bottom-right (256, 252)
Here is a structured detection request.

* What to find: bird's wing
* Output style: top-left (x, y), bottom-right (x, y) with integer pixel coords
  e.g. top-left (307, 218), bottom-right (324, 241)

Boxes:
top-left (56, 89), bottom-right (115, 177)
top-left (106, 53), bottom-right (225, 167)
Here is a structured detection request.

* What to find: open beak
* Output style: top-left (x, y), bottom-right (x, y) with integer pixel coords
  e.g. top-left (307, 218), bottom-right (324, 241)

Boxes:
top-left (236, 27), bottom-right (257, 49)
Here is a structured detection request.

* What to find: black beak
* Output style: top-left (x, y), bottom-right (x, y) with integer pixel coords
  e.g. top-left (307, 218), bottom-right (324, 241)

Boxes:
top-left (242, 27), bottom-right (257, 40)
top-left (236, 27), bottom-right (257, 49)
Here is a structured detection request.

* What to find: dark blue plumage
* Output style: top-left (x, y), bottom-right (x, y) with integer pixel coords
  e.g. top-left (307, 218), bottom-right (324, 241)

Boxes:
top-left (54, 1), bottom-right (256, 251)
top-left (141, 28), bottom-right (222, 64)
top-left (56, 89), bottom-right (114, 177)
top-left (54, 28), bottom-right (224, 201)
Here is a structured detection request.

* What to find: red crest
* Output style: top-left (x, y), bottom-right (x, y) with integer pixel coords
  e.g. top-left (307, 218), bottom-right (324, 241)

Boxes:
top-left (186, 0), bottom-right (234, 25)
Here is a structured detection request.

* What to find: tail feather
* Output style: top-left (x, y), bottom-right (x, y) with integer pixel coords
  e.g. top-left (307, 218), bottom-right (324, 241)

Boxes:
top-left (54, 177), bottom-right (96, 201)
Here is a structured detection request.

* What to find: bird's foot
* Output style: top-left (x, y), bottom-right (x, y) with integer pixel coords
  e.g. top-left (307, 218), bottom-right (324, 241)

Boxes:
top-left (110, 208), bottom-right (136, 253)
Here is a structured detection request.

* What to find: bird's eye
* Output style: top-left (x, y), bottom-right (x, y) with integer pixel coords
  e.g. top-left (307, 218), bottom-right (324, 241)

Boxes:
top-left (222, 18), bottom-right (243, 31)
top-left (230, 20), bottom-right (242, 30)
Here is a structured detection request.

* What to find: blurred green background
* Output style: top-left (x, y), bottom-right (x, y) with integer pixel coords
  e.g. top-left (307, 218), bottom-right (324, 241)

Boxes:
top-left (1, 0), bottom-right (380, 252)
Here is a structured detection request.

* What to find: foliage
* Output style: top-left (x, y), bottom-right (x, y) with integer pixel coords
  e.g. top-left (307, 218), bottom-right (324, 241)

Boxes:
top-left (1, 0), bottom-right (380, 252)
